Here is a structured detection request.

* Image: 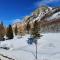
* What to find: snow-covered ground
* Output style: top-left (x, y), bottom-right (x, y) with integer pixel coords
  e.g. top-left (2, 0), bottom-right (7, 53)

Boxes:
top-left (0, 33), bottom-right (60, 60)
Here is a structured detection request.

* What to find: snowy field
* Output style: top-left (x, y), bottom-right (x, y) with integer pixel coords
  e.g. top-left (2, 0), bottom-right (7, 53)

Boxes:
top-left (0, 33), bottom-right (60, 60)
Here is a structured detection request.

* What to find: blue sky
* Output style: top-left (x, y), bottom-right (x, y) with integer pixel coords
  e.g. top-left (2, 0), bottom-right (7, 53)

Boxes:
top-left (0, 0), bottom-right (60, 26)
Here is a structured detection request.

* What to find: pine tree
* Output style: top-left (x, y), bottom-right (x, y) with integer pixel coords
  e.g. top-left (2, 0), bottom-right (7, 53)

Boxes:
top-left (31, 20), bottom-right (40, 38)
top-left (0, 21), bottom-right (5, 41)
top-left (1, 21), bottom-right (3, 26)
top-left (6, 24), bottom-right (14, 39)
top-left (19, 26), bottom-right (23, 38)
top-left (26, 21), bottom-right (30, 34)
top-left (14, 25), bottom-right (18, 35)
top-left (31, 20), bottom-right (40, 60)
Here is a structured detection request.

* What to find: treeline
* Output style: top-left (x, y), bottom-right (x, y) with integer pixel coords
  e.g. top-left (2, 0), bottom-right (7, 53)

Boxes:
top-left (1, 19), bottom-right (60, 41)
top-left (0, 21), bottom-right (14, 41)
top-left (0, 20), bottom-right (41, 41)
top-left (0, 21), bottom-right (19, 41)
top-left (40, 22), bottom-right (60, 33)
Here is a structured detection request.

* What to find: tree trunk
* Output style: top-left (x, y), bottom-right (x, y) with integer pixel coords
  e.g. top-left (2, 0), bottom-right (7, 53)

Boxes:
top-left (35, 40), bottom-right (37, 60)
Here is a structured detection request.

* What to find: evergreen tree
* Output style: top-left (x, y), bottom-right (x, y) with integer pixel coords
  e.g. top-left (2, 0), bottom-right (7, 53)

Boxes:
top-left (19, 26), bottom-right (23, 38)
top-left (31, 20), bottom-right (40, 38)
top-left (0, 21), bottom-right (5, 40)
top-left (6, 24), bottom-right (13, 39)
top-left (31, 20), bottom-right (40, 60)
top-left (1, 21), bottom-right (3, 26)
top-left (14, 25), bottom-right (18, 35)
top-left (26, 21), bottom-right (30, 34)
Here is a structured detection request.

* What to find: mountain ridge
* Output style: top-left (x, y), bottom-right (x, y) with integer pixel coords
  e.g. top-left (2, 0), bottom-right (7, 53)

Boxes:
top-left (12, 6), bottom-right (60, 32)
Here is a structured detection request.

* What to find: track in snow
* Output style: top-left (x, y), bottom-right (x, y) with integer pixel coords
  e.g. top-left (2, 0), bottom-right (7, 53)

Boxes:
top-left (0, 54), bottom-right (15, 60)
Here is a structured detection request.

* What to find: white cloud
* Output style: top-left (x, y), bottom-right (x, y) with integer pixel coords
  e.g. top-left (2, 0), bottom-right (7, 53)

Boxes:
top-left (35, 0), bottom-right (60, 7)
top-left (48, 0), bottom-right (60, 2)
top-left (12, 19), bottom-right (22, 24)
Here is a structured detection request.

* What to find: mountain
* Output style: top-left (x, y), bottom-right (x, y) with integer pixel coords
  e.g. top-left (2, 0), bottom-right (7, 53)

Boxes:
top-left (13, 6), bottom-right (60, 33)
top-left (31, 6), bottom-right (60, 21)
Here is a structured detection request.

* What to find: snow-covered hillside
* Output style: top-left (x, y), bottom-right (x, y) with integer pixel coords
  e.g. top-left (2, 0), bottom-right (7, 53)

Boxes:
top-left (23, 6), bottom-right (60, 24)
top-left (12, 6), bottom-right (60, 33)
top-left (47, 12), bottom-right (60, 21)
top-left (0, 33), bottom-right (60, 60)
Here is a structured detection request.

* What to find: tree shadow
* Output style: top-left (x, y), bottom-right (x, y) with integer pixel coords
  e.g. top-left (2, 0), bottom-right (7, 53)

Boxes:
top-left (27, 37), bottom-right (37, 45)
top-left (27, 34), bottom-right (43, 45)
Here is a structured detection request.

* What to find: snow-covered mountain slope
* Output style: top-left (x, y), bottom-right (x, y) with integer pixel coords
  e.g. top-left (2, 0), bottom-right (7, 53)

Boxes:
top-left (0, 33), bottom-right (60, 60)
top-left (12, 6), bottom-right (60, 28)
top-left (24, 6), bottom-right (60, 22)
top-left (47, 12), bottom-right (60, 21)
top-left (30, 6), bottom-right (51, 21)
top-left (12, 6), bottom-right (60, 33)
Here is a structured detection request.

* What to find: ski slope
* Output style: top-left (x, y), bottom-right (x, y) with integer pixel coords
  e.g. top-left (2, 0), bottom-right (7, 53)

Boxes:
top-left (0, 33), bottom-right (60, 60)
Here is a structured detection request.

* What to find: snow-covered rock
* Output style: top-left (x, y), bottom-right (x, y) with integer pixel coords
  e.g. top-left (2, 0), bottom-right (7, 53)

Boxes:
top-left (47, 12), bottom-right (60, 21)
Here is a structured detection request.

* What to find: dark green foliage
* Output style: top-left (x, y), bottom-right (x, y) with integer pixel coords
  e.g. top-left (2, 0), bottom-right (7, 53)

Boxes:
top-left (27, 20), bottom-right (40, 45)
top-left (30, 20), bottom-right (40, 60)
top-left (14, 25), bottom-right (18, 35)
top-left (26, 21), bottom-right (30, 34)
top-left (6, 24), bottom-right (14, 39)
top-left (31, 20), bottom-right (40, 39)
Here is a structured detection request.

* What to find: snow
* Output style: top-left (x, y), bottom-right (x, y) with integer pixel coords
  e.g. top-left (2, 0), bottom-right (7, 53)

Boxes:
top-left (0, 33), bottom-right (60, 60)
top-left (30, 7), bottom-right (50, 23)
top-left (48, 7), bottom-right (52, 11)
top-left (47, 12), bottom-right (60, 20)
top-left (0, 34), bottom-right (30, 50)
